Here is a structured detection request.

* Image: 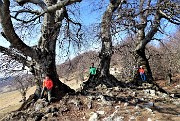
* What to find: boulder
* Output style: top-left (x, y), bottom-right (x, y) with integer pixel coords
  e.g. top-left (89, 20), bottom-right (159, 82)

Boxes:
top-left (96, 111), bottom-right (105, 115)
top-left (34, 99), bottom-right (48, 111)
top-left (102, 110), bottom-right (123, 121)
top-left (89, 112), bottom-right (99, 121)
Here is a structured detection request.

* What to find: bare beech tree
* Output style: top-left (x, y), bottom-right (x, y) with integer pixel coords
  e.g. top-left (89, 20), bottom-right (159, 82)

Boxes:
top-left (0, 0), bottom-right (82, 105)
top-left (113, 0), bottom-right (180, 82)
top-left (14, 73), bottom-right (34, 102)
top-left (82, 0), bottom-right (128, 89)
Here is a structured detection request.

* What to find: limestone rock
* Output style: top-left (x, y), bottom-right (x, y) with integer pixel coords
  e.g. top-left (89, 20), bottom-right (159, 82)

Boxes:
top-left (34, 99), bottom-right (48, 111)
top-left (129, 115), bottom-right (136, 121)
top-left (102, 110), bottom-right (122, 121)
top-left (89, 112), bottom-right (99, 121)
top-left (87, 100), bottom-right (92, 109)
top-left (147, 118), bottom-right (152, 121)
top-left (96, 111), bottom-right (105, 115)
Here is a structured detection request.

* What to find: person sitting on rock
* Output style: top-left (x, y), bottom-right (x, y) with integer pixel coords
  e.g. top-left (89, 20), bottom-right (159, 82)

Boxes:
top-left (89, 63), bottom-right (96, 80)
top-left (139, 66), bottom-right (146, 81)
top-left (40, 74), bottom-right (53, 102)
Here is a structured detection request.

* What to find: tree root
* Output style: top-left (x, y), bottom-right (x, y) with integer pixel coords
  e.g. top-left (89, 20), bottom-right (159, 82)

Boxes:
top-left (18, 81), bottom-right (75, 111)
top-left (82, 74), bottom-right (126, 91)
top-left (150, 81), bottom-right (169, 94)
top-left (82, 74), bottom-right (171, 98)
top-left (17, 94), bottom-right (38, 111)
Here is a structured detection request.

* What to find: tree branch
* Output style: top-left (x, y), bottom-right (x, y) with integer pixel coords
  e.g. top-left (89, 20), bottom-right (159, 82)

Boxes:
top-left (16, 0), bottom-right (47, 11)
top-left (159, 10), bottom-right (180, 25)
top-left (47, 0), bottom-right (82, 12)
top-left (0, 0), bottom-right (3, 23)
top-left (13, 9), bottom-right (41, 17)
top-left (16, 0), bottom-right (82, 12)
top-left (0, 1), bottom-right (36, 58)
top-left (11, 11), bottom-right (45, 23)
top-left (64, 8), bottom-right (82, 41)
top-left (0, 45), bottom-right (31, 67)
top-left (135, 14), bottom-right (161, 51)
top-left (13, 0), bottom-right (82, 24)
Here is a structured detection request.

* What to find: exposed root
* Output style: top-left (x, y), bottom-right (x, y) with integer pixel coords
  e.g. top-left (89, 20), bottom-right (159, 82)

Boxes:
top-left (18, 94), bottom-right (37, 111)
top-left (150, 81), bottom-right (169, 94)
top-left (18, 81), bottom-right (75, 111)
top-left (82, 74), bottom-right (126, 92)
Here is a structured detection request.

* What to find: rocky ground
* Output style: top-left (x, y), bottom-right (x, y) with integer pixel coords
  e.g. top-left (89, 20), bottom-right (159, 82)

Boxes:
top-left (1, 80), bottom-right (180, 121)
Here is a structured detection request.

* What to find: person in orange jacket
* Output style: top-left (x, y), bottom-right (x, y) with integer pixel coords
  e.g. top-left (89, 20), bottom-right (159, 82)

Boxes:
top-left (139, 66), bottom-right (146, 81)
top-left (40, 74), bottom-right (53, 102)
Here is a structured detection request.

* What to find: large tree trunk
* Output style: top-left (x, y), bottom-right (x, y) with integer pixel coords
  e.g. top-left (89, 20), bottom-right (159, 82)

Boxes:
top-left (31, 53), bottom-right (75, 100)
top-left (82, 1), bottom-right (126, 91)
top-left (99, 6), bottom-right (113, 78)
top-left (135, 48), bottom-right (153, 82)
top-left (16, 1), bottom-right (76, 109)
top-left (31, 2), bottom-right (75, 99)
top-left (133, 27), bottom-right (154, 84)
top-left (132, 8), bottom-right (162, 84)
top-left (19, 53), bottom-right (75, 110)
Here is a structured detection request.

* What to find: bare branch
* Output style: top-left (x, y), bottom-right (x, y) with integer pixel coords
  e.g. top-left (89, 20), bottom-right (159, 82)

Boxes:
top-left (13, 9), bottom-right (41, 17)
top-left (159, 10), bottom-right (180, 25)
top-left (16, 0), bottom-right (47, 11)
top-left (11, 11), bottom-right (45, 23)
top-left (64, 8), bottom-right (82, 41)
top-left (0, 1), bottom-right (36, 58)
top-left (47, 0), bottom-right (82, 12)
top-left (16, 0), bottom-right (82, 12)
top-left (0, 45), bottom-right (31, 67)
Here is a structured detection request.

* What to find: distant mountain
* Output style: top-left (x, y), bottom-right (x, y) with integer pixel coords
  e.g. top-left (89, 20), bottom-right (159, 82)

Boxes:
top-left (0, 76), bottom-right (15, 93)
top-left (0, 76), bottom-right (14, 86)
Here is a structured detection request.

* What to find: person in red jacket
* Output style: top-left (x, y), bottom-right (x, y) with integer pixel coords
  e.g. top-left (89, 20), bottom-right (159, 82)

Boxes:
top-left (40, 74), bottom-right (53, 102)
top-left (139, 66), bottom-right (146, 81)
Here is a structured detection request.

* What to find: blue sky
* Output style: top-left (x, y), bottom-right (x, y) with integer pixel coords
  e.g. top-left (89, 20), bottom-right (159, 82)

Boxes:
top-left (78, 0), bottom-right (108, 25)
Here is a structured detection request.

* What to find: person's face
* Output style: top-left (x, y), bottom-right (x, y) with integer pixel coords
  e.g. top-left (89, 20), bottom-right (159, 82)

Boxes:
top-left (45, 76), bottom-right (49, 80)
top-left (92, 63), bottom-right (94, 67)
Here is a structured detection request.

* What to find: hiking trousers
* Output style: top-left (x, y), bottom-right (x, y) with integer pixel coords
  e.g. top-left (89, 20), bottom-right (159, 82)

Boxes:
top-left (40, 87), bottom-right (52, 102)
top-left (140, 73), bottom-right (146, 81)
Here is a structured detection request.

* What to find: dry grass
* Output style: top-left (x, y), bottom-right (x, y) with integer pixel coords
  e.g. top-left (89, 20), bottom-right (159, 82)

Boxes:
top-left (60, 78), bottom-right (83, 90)
top-left (0, 86), bottom-right (36, 119)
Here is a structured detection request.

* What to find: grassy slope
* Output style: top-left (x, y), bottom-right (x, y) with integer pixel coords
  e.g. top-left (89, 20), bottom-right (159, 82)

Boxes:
top-left (0, 86), bottom-right (36, 119)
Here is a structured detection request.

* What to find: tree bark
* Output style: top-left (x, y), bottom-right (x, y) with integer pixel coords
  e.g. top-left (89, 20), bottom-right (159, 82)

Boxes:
top-left (134, 48), bottom-right (153, 82)
top-left (82, 1), bottom-right (126, 90)
top-left (99, 1), bottom-right (124, 78)
top-left (0, 0), bottom-right (78, 106)
top-left (31, 1), bottom-right (75, 99)
top-left (133, 8), bottom-right (162, 83)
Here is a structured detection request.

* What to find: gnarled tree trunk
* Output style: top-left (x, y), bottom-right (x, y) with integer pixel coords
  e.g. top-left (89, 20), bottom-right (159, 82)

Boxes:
top-left (134, 27), bottom-right (153, 83)
top-left (82, 0), bottom-right (126, 90)
top-left (31, 4), bottom-right (74, 99)
top-left (134, 47), bottom-right (153, 82)
top-left (133, 8), bottom-right (162, 84)
top-left (0, 0), bottom-right (81, 109)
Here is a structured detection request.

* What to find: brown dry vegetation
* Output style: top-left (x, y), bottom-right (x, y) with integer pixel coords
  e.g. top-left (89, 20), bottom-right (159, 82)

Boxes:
top-left (0, 86), bottom-right (36, 119)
